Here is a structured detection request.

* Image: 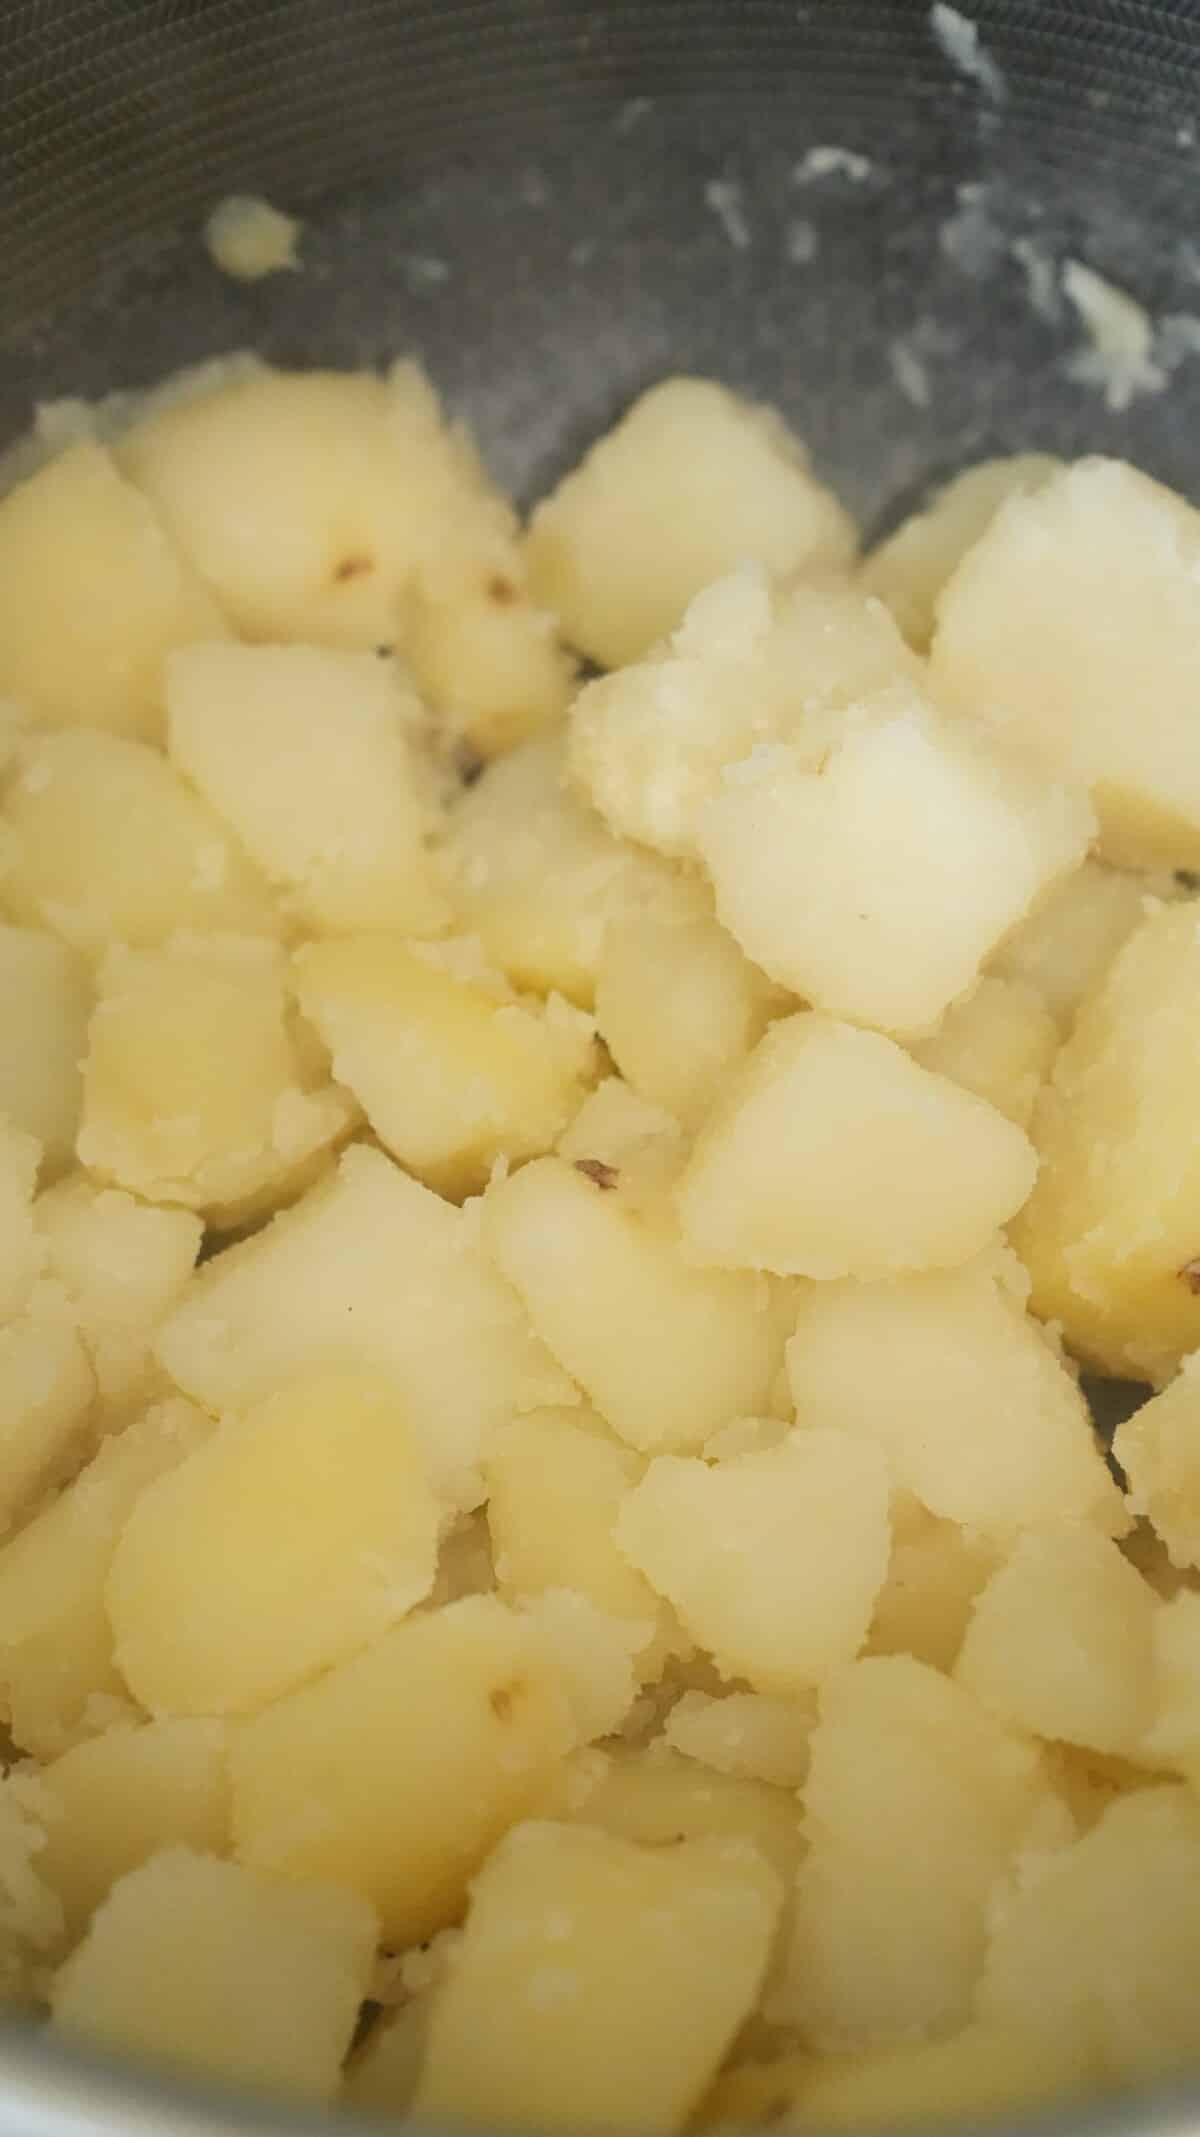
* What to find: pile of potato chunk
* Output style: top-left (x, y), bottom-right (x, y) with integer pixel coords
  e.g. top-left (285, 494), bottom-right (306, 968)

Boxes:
top-left (3, 359), bottom-right (1200, 2129)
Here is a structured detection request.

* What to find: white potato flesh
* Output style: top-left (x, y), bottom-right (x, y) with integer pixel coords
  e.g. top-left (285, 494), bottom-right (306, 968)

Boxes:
top-left (52, 1847), bottom-right (376, 2103)
top-left (866, 1505), bottom-right (1000, 1675)
top-left (526, 378), bottom-right (856, 668)
top-left (0, 927), bottom-right (91, 1175)
top-left (167, 643), bottom-right (448, 937)
top-left (0, 728), bottom-right (280, 956)
top-left (860, 452), bottom-right (1061, 651)
top-left (663, 1689), bottom-right (817, 1788)
top-left (1139, 1591), bottom-right (1200, 1780)
top-left (157, 1145), bottom-right (575, 1512)
top-left (565, 1743), bottom-right (803, 1906)
top-left (555, 1080), bottom-right (688, 1212)
top-left (107, 1371), bottom-right (441, 1716)
top-left (988, 858), bottom-right (1152, 1033)
top-left (696, 688), bottom-right (1093, 1037)
top-left (1113, 1357), bottom-right (1200, 1569)
top-left (676, 1015), bottom-right (1037, 1278)
top-left (415, 1820), bottom-right (780, 2132)
top-left (0, 442), bottom-right (228, 743)
top-left (0, 1315), bottom-right (95, 1539)
top-left (615, 1429), bottom-right (890, 1694)
top-left (931, 457), bottom-right (1200, 869)
top-left (0, 1779), bottom-right (64, 2004)
top-left (955, 1531), bottom-right (1158, 1756)
top-left (481, 1155), bottom-right (783, 1452)
top-left (909, 976), bottom-right (1059, 1128)
top-left (0, 1121), bottom-right (43, 1323)
top-left (788, 2022), bottom-right (1097, 2126)
top-left (785, 1254), bottom-right (1126, 1540)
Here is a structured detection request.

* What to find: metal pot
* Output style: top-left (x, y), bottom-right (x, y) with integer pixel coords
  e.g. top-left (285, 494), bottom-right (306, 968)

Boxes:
top-left (3, 2), bottom-right (1200, 2131)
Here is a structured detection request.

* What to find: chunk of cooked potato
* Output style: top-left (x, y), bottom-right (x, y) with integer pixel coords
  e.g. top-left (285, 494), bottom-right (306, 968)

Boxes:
top-left (785, 1253), bottom-right (1126, 1539)
top-left (157, 1145), bottom-right (575, 1512)
top-left (0, 1314), bottom-right (95, 1539)
top-left (0, 442), bottom-right (228, 743)
top-left (860, 452), bottom-right (1061, 651)
top-left (0, 1778), bottom-right (63, 2004)
top-left (1113, 1358), bottom-right (1200, 1569)
top-left (1013, 901), bottom-right (1200, 1381)
top-left (931, 457), bottom-right (1200, 870)
top-left (107, 1371), bottom-right (441, 1716)
top-left (676, 1015), bottom-right (1037, 1278)
top-left (866, 1503), bottom-right (999, 1676)
top-left (662, 1689), bottom-right (816, 1789)
top-left (414, 1820), bottom-right (780, 2132)
top-left (615, 1429), bottom-right (890, 1694)
top-left (481, 1155), bottom-right (785, 1452)
top-left (0, 926), bottom-right (91, 1176)
top-left (526, 378), bottom-right (856, 668)
top-left (230, 1595), bottom-right (574, 1945)
top-left (787, 2022), bottom-right (1098, 2126)
top-left (909, 976), bottom-right (1059, 1128)
top-left (293, 934), bottom-right (595, 1199)
top-left (52, 1847), bottom-right (376, 2101)
top-left (167, 643), bottom-right (448, 937)
top-left (566, 1742), bottom-right (803, 1911)
top-left (0, 1120), bottom-right (44, 1324)
top-left (988, 858), bottom-right (1152, 1034)
top-left (1139, 1590), bottom-right (1200, 1781)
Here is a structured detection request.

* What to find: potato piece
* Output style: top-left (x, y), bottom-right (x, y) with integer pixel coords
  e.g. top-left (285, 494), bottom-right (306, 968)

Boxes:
top-left (521, 1588), bottom-right (645, 1744)
top-left (0, 729), bottom-right (279, 955)
top-left (0, 1778), bottom-right (63, 2003)
top-left (157, 1145), bottom-right (575, 1511)
top-left (556, 1079), bottom-right (688, 1211)
top-left (78, 937), bottom-right (353, 1220)
top-left (0, 442), bottom-right (227, 743)
top-left (595, 871), bottom-right (777, 1127)
top-left (441, 731), bottom-right (654, 1009)
top-left (931, 458), bottom-right (1200, 869)
top-left (0, 926), bottom-right (91, 1175)
top-left (788, 2022), bottom-right (1097, 2125)
top-left (35, 1719), bottom-right (229, 1943)
top-left (415, 1820), bottom-right (779, 2132)
top-left (34, 1176), bottom-right (202, 1427)
top-left (860, 453), bottom-right (1061, 651)
top-left (481, 1155), bottom-right (783, 1452)
top-left (663, 1690), bottom-right (816, 1789)
top-left (526, 378), bottom-right (855, 668)
top-left (167, 644), bottom-right (448, 937)
top-left (343, 1995), bottom-right (432, 2118)
top-left (0, 1315), bottom-right (95, 1538)
top-left (403, 545), bottom-right (577, 756)
top-left (204, 194), bottom-right (301, 280)
top-left (696, 688), bottom-right (1093, 1037)
top-left (567, 569), bottom-right (917, 862)
top-left (777, 1656), bottom-right (1051, 2047)
top-left (785, 1254), bottom-right (1125, 1539)
top-left (0, 1397), bottom-right (212, 1758)
top-left (485, 1408), bottom-right (676, 1670)
top-left (52, 1847), bottom-right (376, 2102)
top-left (108, 1371), bottom-right (440, 1717)
top-left (231, 1595), bottom-right (573, 1945)
top-left (293, 936), bottom-right (595, 1199)
top-left (978, 1785), bottom-right (1200, 2085)
top-left (616, 1430), bottom-right (889, 1694)
top-left (1013, 901), bottom-right (1200, 1380)
top-left (567, 1743), bottom-right (802, 1902)
top-left (1139, 1590), bottom-right (1200, 1780)
top-left (909, 976), bottom-right (1058, 1128)
top-left (1114, 1358), bottom-right (1200, 1569)
top-left (676, 1015), bottom-right (1036, 1278)
top-left (955, 1532), bottom-right (1157, 1756)
top-left (0, 1120), bottom-right (43, 1322)
top-left (867, 1505), bottom-right (999, 1674)
top-left (989, 858), bottom-right (1151, 1033)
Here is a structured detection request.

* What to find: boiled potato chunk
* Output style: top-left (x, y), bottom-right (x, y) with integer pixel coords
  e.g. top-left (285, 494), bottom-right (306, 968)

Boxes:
top-left (484, 1408), bottom-right (676, 1670)
top-left (1013, 901), bottom-right (1200, 1380)
top-left (595, 870), bottom-right (777, 1128)
top-left (1113, 1358), bottom-right (1200, 1569)
top-left (0, 1121), bottom-right (43, 1322)
top-left (0, 926), bottom-right (91, 1174)
top-left (526, 378), bottom-right (856, 668)
top-left (293, 935), bottom-right (595, 1199)
top-left (52, 1847), bottom-right (376, 2102)
top-left (521, 1589), bottom-right (645, 1744)
top-left (909, 976), bottom-right (1059, 1129)
top-left (955, 1532), bottom-right (1158, 1756)
top-left (696, 687), bottom-right (1093, 1036)
top-left (788, 2022), bottom-right (1097, 2125)
top-left (866, 1503), bottom-right (999, 1675)
top-left (663, 1689), bottom-right (816, 1788)
top-left (0, 729), bottom-right (279, 955)
top-left (35, 1718), bottom-right (230, 1943)
top-left (615, 1429), bottom-right (890, 1694)
top-left (343, 1996), bottom-right (432, 2119)
top-left (157, 1145), bottom-right (575, 1511)
top-left (481, 1156), bottom-right (783, 1452)
top-left (108, 1371), bottom-right (440, 1716)
top-left (0, 1780), bottom-right (63, 2004)
top-left (230, 1596), bottom-right (573, 1945)
top-left (78, 937), bottom-right (353, 1220)
top-left (676, 1016), bottom-right (1036, 1278)
top-left (931, 457), bottom-right (1200, 870)
top-left (556, 1079), bottom-right (688, 1212)
top-left (414, 1820), bottom-right (780, 2132)
top-left (779, 1656), bottom-right (1051, 2047)
top-left (0, 1315), bottom-right (95, 1538)
top-left (0, 1397), bottom-right (212, 1758)
top-left (785, 1254), bottom-right (1126, 1539)
top-left (989, 858), bottom-right (1151, 1033)
top-left (566, 1743), bottom-right (803, 1906)
top-left (167, 644), bottom-right (448, 937)
top-left (978, 1785), bottom-right (1200, 2086)
top-left (860, 452), bottom-right (1061, 651)
top-left (1139, 1591), bottom-right (1200, 1780)
top-left (403, 543), bottom-right (577, 756)
top-left (0, 442), bottom-right (227, 742)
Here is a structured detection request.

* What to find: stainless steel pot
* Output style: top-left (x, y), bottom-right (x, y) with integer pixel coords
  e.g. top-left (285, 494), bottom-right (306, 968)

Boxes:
top-left (3, 2), bottom-right (1200, 2131)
